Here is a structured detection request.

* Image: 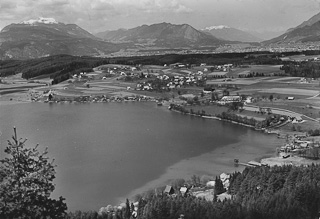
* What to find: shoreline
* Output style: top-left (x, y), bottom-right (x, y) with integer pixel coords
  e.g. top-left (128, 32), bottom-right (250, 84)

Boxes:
top-left (118, 130), bottom-right (282, 204)
top-left (0, 96), bottom-right (295, 208)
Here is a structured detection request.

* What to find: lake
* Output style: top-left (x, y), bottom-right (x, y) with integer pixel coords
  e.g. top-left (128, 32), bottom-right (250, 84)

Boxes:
top-left (0, 102), bottom-right (280, 211)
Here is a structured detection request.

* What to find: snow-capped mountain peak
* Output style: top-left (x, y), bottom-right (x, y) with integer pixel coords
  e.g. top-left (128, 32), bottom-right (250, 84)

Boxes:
top-left (203, 25), bottom-right (230, 31)
top-left (20, 17), bottom-right (58, 25)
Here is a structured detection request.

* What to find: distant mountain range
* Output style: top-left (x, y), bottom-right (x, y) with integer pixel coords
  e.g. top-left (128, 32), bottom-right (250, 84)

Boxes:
top-left (201, 25), bottom-right (262, 42)
top-left (264, 12), bottom-right (320, 44)
top-left (4, 12), bottom-right (320, 59)
top-left (95, 22), bottom-right (224, 48)
top-left (0, 17), bottom-right (119, 59)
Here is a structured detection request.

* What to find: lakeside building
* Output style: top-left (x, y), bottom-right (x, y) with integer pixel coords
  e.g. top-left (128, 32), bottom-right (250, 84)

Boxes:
top-left (218, 95), bottom-right (241, 105)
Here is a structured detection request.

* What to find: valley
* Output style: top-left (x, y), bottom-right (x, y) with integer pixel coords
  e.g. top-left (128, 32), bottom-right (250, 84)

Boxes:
top-left (3, 6), bottom-right (320, 218)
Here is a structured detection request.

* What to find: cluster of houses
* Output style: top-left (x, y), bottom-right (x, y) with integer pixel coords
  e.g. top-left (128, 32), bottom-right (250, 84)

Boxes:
top-left (166, 75), bottom-right (202, 88)
top-left (42, 92), bottom-right (156, 103)
top-left (136, 74), bottom-right (204, 91)
top-left (163, 172), bottom-right (231, 201)
top-left (170, 63), bottom-right (233, 72)
top-left (280, 138), bottom-right (319, 154)
top-left (72, 72), bottom-right (96, 80)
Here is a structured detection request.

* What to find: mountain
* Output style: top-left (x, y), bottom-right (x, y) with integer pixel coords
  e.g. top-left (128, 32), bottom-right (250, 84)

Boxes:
top-left (264, 21), bottom-right (320, 44)
top-left (289, 12), bottom-right (320, 31)
top-left (95, 22), bottom-right (224, 48)
top-left (264, 12), bottom-right (320, 44)
top-left (0, 17), bottom-right (119, 59)
top-left (201, 25), bottom-right (262, 42)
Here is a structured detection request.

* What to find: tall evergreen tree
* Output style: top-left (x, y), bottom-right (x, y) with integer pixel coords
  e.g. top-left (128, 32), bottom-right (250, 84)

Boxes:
top-left (0, 128), bottom-right (67, 218)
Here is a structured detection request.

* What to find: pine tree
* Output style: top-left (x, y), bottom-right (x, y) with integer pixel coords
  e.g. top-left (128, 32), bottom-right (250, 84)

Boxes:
top-left (214, 176), bottom-right (225, 196)
top-left (0, 128), bottom-right (67, 218)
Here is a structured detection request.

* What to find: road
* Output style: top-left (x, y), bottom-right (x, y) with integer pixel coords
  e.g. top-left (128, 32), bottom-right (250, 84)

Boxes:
top-left (243, 105), bottom-right (318, 122)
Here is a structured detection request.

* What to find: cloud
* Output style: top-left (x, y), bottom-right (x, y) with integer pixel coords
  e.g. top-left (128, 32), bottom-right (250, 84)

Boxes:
top-left (105, 0), bottom-right (193, 14)
top-left (175, 4), bottom-right (193, 13)
top-left (90, 1), bottom-right (114, 11)
top-left (0, 1), bottom-right (16, 10)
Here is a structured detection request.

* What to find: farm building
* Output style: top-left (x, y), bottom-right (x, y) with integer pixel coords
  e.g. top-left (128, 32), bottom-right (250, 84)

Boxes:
top-left (164, 185), bottom-right (175, 195)
top-left (220, 96), bottom-right (241, 103)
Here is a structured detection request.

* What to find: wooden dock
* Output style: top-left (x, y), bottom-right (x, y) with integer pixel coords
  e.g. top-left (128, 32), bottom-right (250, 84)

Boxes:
top-left (234, 159), bottom-right (267, 167)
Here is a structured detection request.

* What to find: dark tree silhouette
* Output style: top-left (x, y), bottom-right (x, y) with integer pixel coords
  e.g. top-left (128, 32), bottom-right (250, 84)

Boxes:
top-left (0, 128), bottom-right (67, 218)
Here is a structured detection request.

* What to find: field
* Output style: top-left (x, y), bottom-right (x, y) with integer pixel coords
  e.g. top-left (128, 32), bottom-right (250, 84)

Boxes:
top-left (227, 65), bottom-right (284, 77)
top-left (258, 88), bottom-right (319, 97)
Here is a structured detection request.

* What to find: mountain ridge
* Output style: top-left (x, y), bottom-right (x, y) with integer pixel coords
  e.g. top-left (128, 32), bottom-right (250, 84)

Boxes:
top-left (0, 18), bottom-right (119, 59)
top-left (95, 22), bottom-right (225, 48)
top-left (264, 11), bottom-right (320, 44)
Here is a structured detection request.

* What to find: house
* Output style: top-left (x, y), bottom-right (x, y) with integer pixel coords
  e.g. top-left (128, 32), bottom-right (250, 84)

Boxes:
top-left (180, 187), bottom-right (189, 196)
top-left (203, 87), bottom-right (214, 94)
top-left (220, 96), bottom-right (241, 103)
top-left (245, 96), bottom-right (253, 103)
top-left (164, 185), bottom-right (174, 195)
top-left (292, 116), bottom-right (303, 123)
top-left (220, 173), bottom-right (230, 182)
top-left (206, 181), bottom-right (216, 187)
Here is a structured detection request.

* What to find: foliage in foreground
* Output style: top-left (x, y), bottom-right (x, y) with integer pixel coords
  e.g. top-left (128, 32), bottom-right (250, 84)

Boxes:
top-left (133, 165), bottom-right (320, 219)
top-left (0, 128), bottom-right (67, 218)
top-left (68, 165), bottom-right (320, 219)
top-left (2, 128), bottom-right (320, 219)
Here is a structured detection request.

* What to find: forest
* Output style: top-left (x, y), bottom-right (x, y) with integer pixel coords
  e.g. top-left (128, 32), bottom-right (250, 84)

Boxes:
top-left (64, 164), bottom-right (320, 219)
top-left (281, 61), bottom-right (320, 78)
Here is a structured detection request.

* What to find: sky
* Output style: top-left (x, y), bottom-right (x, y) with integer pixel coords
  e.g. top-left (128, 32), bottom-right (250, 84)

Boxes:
top-left (1, 0), bottom-right (320, 35)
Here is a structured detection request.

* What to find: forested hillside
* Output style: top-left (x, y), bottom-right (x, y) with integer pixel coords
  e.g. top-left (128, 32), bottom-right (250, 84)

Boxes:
top-left (0, 55), bottom-right (110, 84)
top-left (67, 165), bottom-right (320, 219)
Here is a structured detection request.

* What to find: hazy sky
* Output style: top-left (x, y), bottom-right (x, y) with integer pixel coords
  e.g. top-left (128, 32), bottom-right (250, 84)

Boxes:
top-left (1, 0), bottom-right (320, 34)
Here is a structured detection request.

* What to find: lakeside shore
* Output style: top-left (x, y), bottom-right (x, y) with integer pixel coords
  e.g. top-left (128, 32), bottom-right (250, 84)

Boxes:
top-left (2, 92), bottom-right (319, 210)
top-left (119, 131), bottom-right (282, 203)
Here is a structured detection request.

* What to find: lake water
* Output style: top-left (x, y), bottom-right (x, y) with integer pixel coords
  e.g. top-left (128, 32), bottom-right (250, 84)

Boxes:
top-left (0, 102), bottom-right (278, 211)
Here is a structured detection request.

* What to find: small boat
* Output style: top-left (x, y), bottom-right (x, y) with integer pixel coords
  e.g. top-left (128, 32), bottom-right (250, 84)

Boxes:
top-left (157, 101), bottom-right (163, 106)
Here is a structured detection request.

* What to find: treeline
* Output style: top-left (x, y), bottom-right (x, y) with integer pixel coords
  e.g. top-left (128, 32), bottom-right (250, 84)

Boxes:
top-left (281, 61), bottom-right (320, 78)
top-left (217, 111), bottom-right (257, 127)
top-left (0, 55), bottom-right (111, 84)
top-left (238, 71), bottom-right (286, 78)
top-left (308, 128), bottom-right (320, 136)
top-left (108, 52), bottom-right (283, 66)
top-left (67, 165), bottom-right (320, 219)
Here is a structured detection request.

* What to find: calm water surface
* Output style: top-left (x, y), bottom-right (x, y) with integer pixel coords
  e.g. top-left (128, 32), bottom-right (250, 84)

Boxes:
top-left (0, 102), bottom-right (268, 211)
